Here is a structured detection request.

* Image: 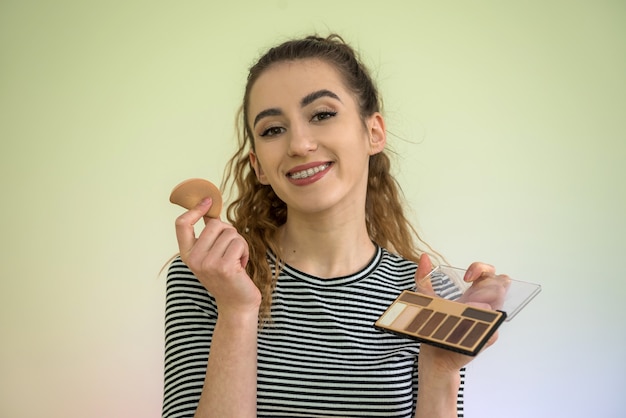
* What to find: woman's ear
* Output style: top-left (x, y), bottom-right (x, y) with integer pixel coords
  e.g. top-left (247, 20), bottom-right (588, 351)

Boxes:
top-left (367, 112), bottom-right (386, 155)
top-left (249, 151), bottom-right (270, 185)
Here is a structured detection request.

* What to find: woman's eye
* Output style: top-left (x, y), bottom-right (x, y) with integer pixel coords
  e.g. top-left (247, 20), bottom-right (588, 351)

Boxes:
top-left (260, 126), bottom-right (285, 137)
top-left (311, 111), bottom-right (337, 122)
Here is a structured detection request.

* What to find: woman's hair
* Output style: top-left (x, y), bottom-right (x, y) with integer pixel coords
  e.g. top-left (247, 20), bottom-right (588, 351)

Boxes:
top-left (222, 34), bottom-right (436, 323)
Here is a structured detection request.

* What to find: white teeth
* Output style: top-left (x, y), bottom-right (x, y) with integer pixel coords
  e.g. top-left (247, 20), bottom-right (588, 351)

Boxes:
top-left (289, 163), bottom-right (329, 179)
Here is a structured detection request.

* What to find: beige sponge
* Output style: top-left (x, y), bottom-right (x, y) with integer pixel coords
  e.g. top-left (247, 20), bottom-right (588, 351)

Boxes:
top-left (169, 178), bottom-right (222, 218)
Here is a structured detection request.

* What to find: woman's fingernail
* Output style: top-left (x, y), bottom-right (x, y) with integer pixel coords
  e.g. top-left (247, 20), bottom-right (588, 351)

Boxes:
top-left (199, 197), bottom-right (212, 206)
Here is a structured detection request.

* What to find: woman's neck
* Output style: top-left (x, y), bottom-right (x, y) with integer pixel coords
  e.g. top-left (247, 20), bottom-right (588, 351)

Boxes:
top-left (278, 210), bottom-right (376, 279)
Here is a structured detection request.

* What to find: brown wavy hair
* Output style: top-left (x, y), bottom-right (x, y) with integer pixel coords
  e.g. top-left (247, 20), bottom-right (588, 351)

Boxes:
top-left (221, 34), bottom-right (438, 323)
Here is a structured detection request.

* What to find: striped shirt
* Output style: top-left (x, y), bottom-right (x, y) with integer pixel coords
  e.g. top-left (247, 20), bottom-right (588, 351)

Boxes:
top-left (163, 246), bottom-right (465, 417)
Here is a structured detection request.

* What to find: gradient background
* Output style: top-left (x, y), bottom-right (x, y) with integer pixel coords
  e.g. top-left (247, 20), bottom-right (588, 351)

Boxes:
top-left (1, 1), bottom-right (624, 417)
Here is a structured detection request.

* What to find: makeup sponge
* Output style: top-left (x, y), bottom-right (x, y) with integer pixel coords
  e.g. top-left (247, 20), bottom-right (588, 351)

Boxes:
top-left (169, 178), bottom-right (222, 218)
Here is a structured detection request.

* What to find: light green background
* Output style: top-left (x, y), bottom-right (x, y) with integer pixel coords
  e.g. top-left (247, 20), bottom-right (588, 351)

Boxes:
top-left (1, 1), bottom-right (624, 417)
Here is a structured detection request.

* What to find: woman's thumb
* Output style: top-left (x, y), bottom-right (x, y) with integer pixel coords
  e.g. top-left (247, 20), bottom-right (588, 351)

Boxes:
top-left (415, 253), bottom-right (436, 296)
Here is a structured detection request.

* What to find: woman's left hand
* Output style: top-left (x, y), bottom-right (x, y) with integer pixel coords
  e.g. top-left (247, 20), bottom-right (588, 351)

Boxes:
top-left (413, 253), bottom-right (511, 372)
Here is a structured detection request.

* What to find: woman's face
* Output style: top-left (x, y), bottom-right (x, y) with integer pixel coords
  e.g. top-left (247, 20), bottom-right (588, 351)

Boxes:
top-left (247, 58), bottom-right (386, 217)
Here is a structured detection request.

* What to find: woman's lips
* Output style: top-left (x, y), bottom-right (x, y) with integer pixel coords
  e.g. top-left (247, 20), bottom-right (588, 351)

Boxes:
top-left (287, 162), bottom-right (332, 180)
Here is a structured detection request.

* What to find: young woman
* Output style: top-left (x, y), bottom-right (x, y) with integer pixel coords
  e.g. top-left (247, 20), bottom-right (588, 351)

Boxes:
top-left (163, 34), bottom-right (509, 418)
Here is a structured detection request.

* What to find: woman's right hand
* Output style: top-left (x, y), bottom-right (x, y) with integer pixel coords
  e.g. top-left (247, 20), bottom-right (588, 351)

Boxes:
top-left (175, 197), bottom-right (261, 316)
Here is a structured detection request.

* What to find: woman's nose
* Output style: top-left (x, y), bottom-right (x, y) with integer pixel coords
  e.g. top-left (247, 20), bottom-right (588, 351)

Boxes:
top-left (287, 124), bottom-right (317, 156)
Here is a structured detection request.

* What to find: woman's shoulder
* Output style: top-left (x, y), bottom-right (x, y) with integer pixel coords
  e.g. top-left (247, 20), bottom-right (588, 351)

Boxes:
top-left (367, 247), bottom-right (417, 290)
top-left (166, 256), bottom-right (198, 283)
top-left (378, 247), bottom-right (418, 272)
top-left (377, 249), bottom-right (463, 300)
top-left (165, 256), bottom-right (215, 306)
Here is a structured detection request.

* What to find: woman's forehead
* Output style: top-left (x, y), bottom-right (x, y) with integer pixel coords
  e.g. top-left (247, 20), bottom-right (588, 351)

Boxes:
top-left (248, 59), bottom-right (349, 108)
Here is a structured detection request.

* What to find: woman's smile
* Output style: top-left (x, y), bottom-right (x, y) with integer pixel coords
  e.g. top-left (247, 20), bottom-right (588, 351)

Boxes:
top-left (286, 162), bottom-right (332, 182)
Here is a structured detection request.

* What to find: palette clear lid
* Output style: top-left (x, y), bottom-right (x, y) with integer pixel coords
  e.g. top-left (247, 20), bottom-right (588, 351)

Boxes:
top-left (428, 265), bottom-right (542, 322)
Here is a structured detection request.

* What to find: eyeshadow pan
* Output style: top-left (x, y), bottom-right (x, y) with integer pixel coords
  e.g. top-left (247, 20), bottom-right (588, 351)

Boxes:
top-left (399, 292), bottom-right (432, 307)
top-left (460, 322), bottom-right (489, 348)
top-left (462, 307), bottom-right (498, 322)
top-left (417, 311), bottom-right (446, 337)
top-left (405, 308), bottom-right (433, 333)
top-left (393, 305), bottom-right (421, 330)
top-left (377, 302), bottom-right (407, 327)
top-left (445, 318), bottom-right (474, 344)
top-left (432, 316), bottom-right (460, 340)
top-left (374, 290), bottom-right (507, 356)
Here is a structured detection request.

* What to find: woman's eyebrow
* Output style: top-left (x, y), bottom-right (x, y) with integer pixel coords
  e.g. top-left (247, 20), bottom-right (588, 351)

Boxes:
top-left (253, 89), bottom-right (342, 128)
top-left (253, 108), bottom-right (282, 127)
top-left (301, 89), bottom-right (341, 107)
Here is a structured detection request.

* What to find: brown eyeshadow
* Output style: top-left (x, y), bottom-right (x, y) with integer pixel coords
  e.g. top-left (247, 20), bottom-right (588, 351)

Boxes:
top-left (417, 311), bottom-right (446, 337)
top-left (399, 292), bottom-right (432, 307)
top-left (405, 308), bottom-right (433, 333)
top-left (462, 307), bottom-right (498, 322)
top-left (445, 318), bottom-right (474, 344)
top-left (432, 316), bottom-right (460, 340)
top-left (460, 322), bottom-right (489, 348)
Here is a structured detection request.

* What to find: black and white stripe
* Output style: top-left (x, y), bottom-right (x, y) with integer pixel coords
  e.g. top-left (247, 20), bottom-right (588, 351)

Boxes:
top-left (163, 247), bottom-right (465, 418)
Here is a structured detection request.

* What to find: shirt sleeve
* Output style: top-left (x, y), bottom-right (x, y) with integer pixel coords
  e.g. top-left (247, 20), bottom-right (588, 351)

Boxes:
top-left (162, 257), bottom-right (217, 418)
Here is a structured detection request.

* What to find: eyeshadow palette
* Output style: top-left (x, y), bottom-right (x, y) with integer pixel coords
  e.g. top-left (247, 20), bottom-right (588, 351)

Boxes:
top-left (375, 290), bottom-right (507, 356)
top-left (374, 265), bottom-right (541, 356)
